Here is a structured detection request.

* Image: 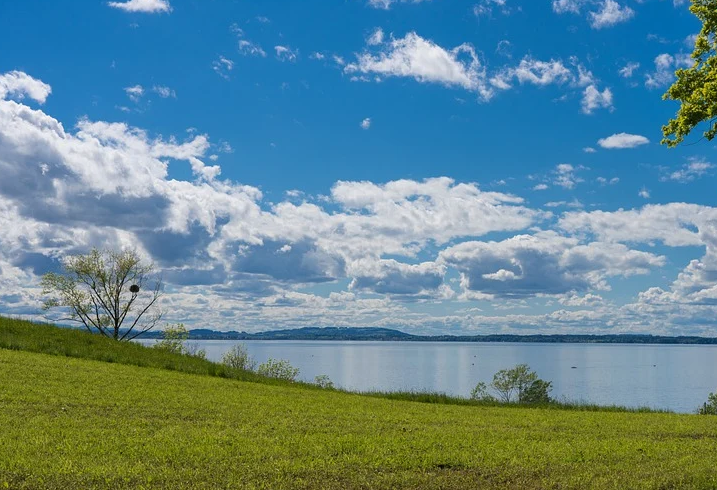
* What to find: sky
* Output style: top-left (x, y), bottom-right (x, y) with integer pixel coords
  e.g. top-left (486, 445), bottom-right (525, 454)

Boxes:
top-left (0, 0), bottom-right (716, 335)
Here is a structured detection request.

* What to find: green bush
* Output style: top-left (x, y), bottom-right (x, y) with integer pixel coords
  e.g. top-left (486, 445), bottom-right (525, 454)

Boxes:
top-left (698, 391), bottom-right (717, 415)
top-left (221, 344), bottom-right (256, 371)
top-left (314, 374), bottom-right (334, 389)
top-left (472, 364), bottom-right (552, 404)
top-left (154, 323), bottom-right (206, 359)
top-left (257, 358), bottom-right (299, 381)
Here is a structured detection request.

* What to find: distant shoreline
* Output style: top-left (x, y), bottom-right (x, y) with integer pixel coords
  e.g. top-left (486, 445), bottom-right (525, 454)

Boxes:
top-left (141, 326), bottom-right (717, 345)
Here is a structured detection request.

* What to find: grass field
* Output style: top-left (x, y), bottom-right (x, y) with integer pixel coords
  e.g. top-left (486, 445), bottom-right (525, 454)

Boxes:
top-left (2, 318), bottom-right (717, 489)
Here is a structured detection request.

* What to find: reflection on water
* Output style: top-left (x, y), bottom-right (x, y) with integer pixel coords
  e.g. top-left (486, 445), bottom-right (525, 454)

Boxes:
top-left (136, 339), bottom-right (717, 413)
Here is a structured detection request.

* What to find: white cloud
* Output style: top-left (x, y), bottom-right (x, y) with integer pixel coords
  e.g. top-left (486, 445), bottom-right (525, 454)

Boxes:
top-left (533, 184), bottom-right (549, 191)
top-left (367, 28), bottom-right (385, 46)
top-left (239, 40), bottom-right (267, 57)
top-left (344, 32), bottom-right (493, 100)
top-left (552, 0), bottom-right (585, 14)
top-left (645, 53), bottom-right (692, 89)
top-left (596, 177), bottom-right (619, 185)
top-left (108, 0), bottom-right (171, 13)
top-left (597, 133), bottom-right (649, 149)
top-left (581, 84), bottom-right (613, 114)
top-left (348, 259), bottom-right (451, 299)
top-left (7, 69), bottom-right (717, 335)
top-left (553, 163), bottom-right (584, 189)
top-left (583, 147), bottom-right (597, 153)
top-left (495, 58), bottom-right (574, 87)
top-left (360, 118), bottom-right (371, 130)
top-left (152, 85), bottom-right (176, 98)
top-left (212, 56), bottom-right (234, 80)
top-left (367, 0), bottom-right (432, 9)
top-left (589, 0), bottom-right (634, 29)
top-left (274, 46), bottom-right (298, 62)
top-left (440, 231), bottom-right (664, 299)
top-left (638, 188), bottom-right (650, 198)
top-left (545, 199), bottom-right (583, 208)
top-left (558, 203), bottom-right (717, 247)
top-left (124, 85), bottom-right (144, 103)
top-left (559, 293), bottom-right (604, 306)
top-left (473, 0), bottom-right (510, 17)
top-left (619, 62), bottom-right (640, 78)
top-left (0, 71), bottom-right (52, 104)
top-left (662, 159), bottom-right (714, 183)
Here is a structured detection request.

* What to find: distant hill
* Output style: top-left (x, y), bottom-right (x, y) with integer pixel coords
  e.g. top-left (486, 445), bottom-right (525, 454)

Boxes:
top-left (142, 326), bottom-right (717, 344)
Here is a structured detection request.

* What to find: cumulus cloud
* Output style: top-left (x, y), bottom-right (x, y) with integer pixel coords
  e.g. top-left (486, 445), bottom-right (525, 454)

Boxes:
top-left (552, 163), bottom-right (584, 189)
top-left (581, 84), bottom-right (613, 114)
top-left (589, 0), bottom-right (634, 29)
top-left (5, 70), bottom-right (717, 335)
top-left (108, 0), bottom-right (171, 13)
top-left (344, 32), bottom-right (493, 100)
top-left (597, 133), bottom-right (649, 149)
top-left (0, 71), bottom-right (52, 104)
top-left (645, 53), bottom-right (692, 89)
top-left (360, 118), bottom-right (371, 130)
top-left (440, 231), bottom-right (664, 299)
top-left (553, 0), bottom-right (633, 30)
top-left (349, 259), bottom-right (451, 299)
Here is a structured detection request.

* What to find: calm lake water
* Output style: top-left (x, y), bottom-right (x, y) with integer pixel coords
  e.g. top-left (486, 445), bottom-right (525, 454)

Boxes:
top-left (139, 340), bottom-right (717, 413)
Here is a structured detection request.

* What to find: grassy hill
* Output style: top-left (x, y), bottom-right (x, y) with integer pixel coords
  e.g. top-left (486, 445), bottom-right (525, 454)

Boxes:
top-left (1, 318), bottom-right (717, 489)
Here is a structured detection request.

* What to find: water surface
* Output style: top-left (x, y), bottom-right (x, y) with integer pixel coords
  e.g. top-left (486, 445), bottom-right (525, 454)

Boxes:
top-left (139, 340), bottom-right (717, 413)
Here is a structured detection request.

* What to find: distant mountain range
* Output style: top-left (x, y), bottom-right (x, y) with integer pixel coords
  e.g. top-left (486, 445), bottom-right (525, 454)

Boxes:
top-left (142, 326), bottom-right (717, 344)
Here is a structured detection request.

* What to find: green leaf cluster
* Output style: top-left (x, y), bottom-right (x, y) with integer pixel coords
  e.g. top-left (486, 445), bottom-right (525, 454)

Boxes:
top-left (663, 0), bottom-right (717, 147)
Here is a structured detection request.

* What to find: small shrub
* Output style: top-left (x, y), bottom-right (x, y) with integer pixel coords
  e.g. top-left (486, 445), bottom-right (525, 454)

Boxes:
top-left (472, 364), bottom-right (552, 404)
top-left (221, 344), bottom-right (256, 371)
top-left (314, 374), bottom-right (334, 389)
top-left (257, 358), bottom-right (299, 381)
top-left (520, 379), bottom-right (553, 404)
top-left (469, 382), bottom-right (495, 402)
top-left (154, 323), bottom-right (189, 355)
top-left (186, 343), bottom-right (207, 360)
top-left (698, 391), bottom-right (717, 415)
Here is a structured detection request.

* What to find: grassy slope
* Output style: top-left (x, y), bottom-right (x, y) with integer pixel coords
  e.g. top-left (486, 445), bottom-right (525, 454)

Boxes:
top-left (2, 319), bottom-right (717, 489)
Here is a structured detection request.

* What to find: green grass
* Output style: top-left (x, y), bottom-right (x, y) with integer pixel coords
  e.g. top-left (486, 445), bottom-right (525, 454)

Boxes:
top-left (2, 317), bottom-right (717, 489)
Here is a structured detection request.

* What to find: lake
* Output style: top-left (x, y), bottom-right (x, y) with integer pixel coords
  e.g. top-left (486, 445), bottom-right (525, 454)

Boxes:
top-left (138, 340), bottom-right (717, 413)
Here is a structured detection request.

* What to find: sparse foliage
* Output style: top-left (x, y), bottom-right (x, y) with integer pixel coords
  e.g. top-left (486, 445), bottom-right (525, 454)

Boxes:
top-left (257, 358), bottom-right (300, 381)
top-left (154, 323), bottom-right (206, 359)
top-left (314, 374), bottom-right (334, 389)
top-left (469, 381), bottom-right (495, 402)
top-left (698, 391), bottom-right (717, 415)
top-left (662, 0), bottom-right (717, 147)
top-left (154, 323), bottom-right (189, 354)
top-left (472, 364), bottom-right (553, 404)
top-left (41, 248), bottom-right (163, 340)
top-left (221, 344), bottom-right (257, 371)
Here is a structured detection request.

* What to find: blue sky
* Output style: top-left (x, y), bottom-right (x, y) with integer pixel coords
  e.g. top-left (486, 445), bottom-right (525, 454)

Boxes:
top-left (1, 0), bottom-right (716, 335)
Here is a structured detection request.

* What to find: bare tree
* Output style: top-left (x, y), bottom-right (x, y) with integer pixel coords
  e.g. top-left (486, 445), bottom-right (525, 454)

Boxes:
top-left (41, 248), bottom-right (163, 340)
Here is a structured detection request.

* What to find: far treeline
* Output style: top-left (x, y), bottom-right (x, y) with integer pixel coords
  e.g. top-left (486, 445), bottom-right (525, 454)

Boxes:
top-left (140, 326), bottom-right (717, 345)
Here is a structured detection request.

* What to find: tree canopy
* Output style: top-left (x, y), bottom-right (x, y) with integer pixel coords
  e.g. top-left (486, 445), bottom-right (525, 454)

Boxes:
top-left (41, 248), bottom-right (163, 340)
top-left (662, 0), bottom-right (717, 147)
